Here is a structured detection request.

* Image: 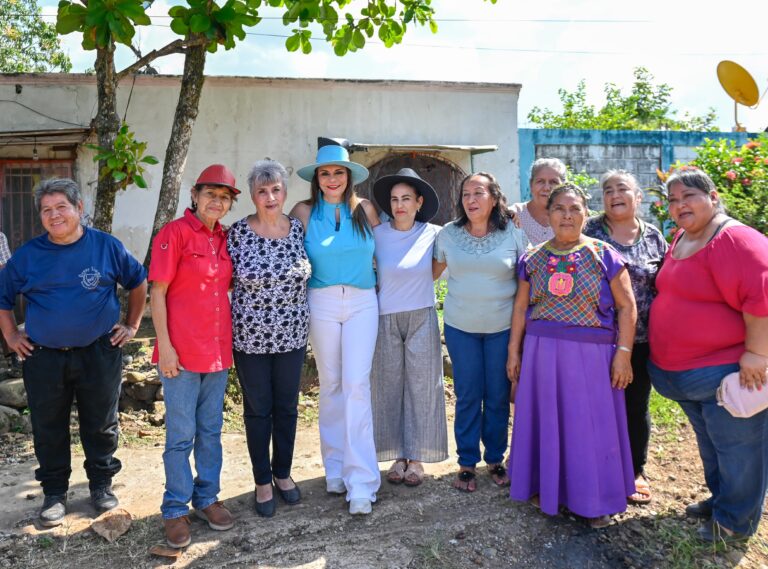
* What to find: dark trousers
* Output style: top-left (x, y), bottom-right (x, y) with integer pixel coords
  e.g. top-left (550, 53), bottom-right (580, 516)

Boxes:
top-left (22, 334), bottom-right (123, 496)
top-left (234, 347), bottom-right (305, 485)
top-left (626, 342), bottom-right (652, 476)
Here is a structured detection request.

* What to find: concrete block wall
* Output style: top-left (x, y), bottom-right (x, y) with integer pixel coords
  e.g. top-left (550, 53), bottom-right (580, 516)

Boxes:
top-left (535, 143), bottom-right (661, 217)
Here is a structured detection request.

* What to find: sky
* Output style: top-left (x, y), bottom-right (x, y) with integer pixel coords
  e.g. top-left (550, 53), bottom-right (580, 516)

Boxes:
top-left (39, 0), bottom-right (768, 133)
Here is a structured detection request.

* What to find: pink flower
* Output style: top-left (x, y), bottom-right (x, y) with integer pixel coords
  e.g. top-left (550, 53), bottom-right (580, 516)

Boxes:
top-left (742, 178), bottom-right (752, 186)
top-left (654, 200), bottom-right (663, 207)
top-left (725, 170), bottom-right (738, 180)
top-left (763, 158), bottom-right (768, 165)
top-left (732, 157), bottom-right (744, 164)
top-left (744, 141), bottom-right (761, 150)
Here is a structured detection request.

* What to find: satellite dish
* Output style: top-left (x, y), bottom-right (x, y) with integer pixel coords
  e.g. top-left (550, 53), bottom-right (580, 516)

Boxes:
top-left (717, 60), bottom-right (759, 106)
top-left (717, 60), bottom-right (762, 131)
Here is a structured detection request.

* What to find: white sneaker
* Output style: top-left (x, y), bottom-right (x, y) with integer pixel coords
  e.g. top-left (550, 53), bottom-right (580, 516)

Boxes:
top-left (326, 478), bottom-right (346, 494)
top-left (349, 499), bottom-right (372, 515)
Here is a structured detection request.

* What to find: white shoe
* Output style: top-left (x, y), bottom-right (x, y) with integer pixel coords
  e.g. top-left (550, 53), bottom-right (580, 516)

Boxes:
top-left (326, 478), bottom-right (346, 494)
top-left (349, 499), bottom-right (372, 515)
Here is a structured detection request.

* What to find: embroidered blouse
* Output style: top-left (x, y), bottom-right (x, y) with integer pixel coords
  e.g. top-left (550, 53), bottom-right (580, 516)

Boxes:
top-left (228, 216), bottom-right (312, 355)
top-left (518, 239), bottom-right (627, 344)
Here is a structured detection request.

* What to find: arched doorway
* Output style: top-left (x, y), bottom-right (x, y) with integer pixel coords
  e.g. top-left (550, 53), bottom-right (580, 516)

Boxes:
top-left (355, 153), bottom-right (466, 226)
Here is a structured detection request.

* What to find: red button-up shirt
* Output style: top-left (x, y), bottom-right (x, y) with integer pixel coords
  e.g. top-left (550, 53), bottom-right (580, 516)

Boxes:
top-left (149, 208), bottom-right (233, 372)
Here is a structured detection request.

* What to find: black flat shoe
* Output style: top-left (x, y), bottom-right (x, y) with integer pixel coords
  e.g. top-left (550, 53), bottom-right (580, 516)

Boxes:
top-left (685, 498), bottom-right (713, 519)
top-left (254, 492), bottom-right (276, 518)
top-left (273, 477), bottom-right (301, 505)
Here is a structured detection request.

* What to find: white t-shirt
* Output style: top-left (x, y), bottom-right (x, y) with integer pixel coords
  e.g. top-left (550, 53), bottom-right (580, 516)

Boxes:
top-left (373, 221), bottom-right (440, 316)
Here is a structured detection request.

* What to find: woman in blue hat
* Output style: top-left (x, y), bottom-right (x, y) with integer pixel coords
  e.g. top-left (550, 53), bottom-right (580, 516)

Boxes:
top-left (291, 141), bottom-right (381, 515)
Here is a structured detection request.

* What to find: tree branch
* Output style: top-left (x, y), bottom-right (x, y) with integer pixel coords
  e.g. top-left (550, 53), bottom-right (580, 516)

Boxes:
top-left (116, 37), bottom-right (209, 81)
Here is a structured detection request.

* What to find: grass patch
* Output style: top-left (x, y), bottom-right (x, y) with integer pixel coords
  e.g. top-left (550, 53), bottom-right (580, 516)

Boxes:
top-left (649, 390), bottom-right (686, 432)
top-left (637, 517), bottom-right (746, 569)
top-left (411, 533), bottom-right (457, 569)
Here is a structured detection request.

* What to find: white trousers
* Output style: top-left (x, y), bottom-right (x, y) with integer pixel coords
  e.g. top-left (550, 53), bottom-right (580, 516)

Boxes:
top-left (308, 285), bottom-right (381, 502)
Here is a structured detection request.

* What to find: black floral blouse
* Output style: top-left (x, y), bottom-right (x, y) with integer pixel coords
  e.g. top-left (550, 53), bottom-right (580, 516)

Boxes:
top-left (227, 216), bottom-right (311, 354)
top-left (584, 216), bottom-right (668, 344)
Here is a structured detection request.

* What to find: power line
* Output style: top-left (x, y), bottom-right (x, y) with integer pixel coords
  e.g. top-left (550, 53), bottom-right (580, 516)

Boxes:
top-left (37, 12), bottom-right (653, 23)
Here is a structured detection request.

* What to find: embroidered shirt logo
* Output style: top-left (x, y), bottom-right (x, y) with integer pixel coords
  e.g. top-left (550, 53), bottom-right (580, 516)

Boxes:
top-left (79, 267), bottom-right (101, 290)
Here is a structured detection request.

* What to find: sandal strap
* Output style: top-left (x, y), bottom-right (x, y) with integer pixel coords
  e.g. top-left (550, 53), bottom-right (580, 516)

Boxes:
top-left (488, 464), bottom-right (507, 477)
top-left (457, 470), bottom-right (476, 482)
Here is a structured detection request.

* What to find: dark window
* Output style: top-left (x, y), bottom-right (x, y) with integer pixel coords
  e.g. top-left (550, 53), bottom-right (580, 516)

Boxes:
top-left (0, 161), bottom-right (73, 251)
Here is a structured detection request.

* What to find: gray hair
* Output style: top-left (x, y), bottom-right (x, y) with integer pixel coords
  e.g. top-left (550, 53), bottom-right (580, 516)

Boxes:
top-left (665, 168), bottom-right (725, 213)
top-left (600, 169), bottom-right (642, 196)
top-left (530, 157), bottom-right (567, 184)
top-left (247, 159), bottom-right (289, 198)
top-left (33, 178), bottom-right (82, 212)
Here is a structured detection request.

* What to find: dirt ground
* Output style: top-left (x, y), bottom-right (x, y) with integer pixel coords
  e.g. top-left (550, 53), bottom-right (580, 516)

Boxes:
top-left (1, 402), bottom-right (767, 569)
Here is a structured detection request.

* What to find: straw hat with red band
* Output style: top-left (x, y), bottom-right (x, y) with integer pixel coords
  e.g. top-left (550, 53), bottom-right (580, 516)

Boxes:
top-left (195, 164), bottom-right (241, 195)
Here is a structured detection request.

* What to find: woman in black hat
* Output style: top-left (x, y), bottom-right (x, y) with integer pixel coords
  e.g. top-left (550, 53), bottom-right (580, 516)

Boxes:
top-left (370, 168), bottom-right (448, 486)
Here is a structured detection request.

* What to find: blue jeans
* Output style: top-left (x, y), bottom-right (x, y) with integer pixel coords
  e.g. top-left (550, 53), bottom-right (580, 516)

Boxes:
top-left (444, 324), bottom-right (510, 467)
top-left (649, 361), bottom-right (768, 535)
top-left (160, 369), bottom-right (228, 520)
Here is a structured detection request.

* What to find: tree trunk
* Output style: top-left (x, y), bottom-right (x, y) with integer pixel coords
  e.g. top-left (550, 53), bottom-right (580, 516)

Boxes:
top-left (143, 43), bottom-right (207, 268)
top-left (92, 46), bottom-right (121, 233)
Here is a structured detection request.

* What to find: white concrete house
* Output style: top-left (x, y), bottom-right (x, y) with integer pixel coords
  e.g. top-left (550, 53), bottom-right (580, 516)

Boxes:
top-left (0, 73), bottom-right (521, 259)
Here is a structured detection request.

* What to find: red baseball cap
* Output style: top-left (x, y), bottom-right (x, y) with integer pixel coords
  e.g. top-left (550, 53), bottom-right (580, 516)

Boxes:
top-left (195, 164), bottom-right (241, 195)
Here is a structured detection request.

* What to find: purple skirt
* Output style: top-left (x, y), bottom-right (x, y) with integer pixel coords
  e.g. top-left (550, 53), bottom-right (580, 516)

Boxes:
top-left (508, 334), bottom-right (635, 518)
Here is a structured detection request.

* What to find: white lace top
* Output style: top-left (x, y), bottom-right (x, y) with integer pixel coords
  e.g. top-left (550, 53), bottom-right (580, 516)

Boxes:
top-left (510, 202), bottom-right (553, 247)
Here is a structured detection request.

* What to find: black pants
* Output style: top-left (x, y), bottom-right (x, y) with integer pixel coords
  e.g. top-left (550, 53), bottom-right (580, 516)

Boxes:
top-left (234, 347), bottom-right (305, 485)
top-left (22, 334), bottom-right (123, 495)
top-left (626, 342), bottom-right (652, 476)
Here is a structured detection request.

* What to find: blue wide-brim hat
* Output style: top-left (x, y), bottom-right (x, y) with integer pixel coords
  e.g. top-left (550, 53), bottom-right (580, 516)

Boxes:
top-left (297, 144), bottom-right (369, 185)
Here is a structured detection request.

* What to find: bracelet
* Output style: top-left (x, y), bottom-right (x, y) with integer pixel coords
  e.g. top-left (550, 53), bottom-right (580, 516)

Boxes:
top-left (616, 345), bottom-right (632, 353)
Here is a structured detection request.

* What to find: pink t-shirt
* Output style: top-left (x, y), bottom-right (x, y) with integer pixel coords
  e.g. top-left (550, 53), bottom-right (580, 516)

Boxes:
top-left (649, 224), bottom-right (768, 371)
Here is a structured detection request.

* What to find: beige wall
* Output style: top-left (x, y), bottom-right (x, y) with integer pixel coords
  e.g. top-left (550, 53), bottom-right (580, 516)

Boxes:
top-left (0, 74), bottom-right (520, 259)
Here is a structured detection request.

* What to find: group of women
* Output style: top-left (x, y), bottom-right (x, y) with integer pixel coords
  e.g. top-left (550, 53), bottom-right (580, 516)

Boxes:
top-left (149, 145), bottom-right (768, 549)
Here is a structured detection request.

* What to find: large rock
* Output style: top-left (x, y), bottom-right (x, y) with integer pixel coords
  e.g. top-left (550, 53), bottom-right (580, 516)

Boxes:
top-left (0, 378), bottom-right (27, 408)
top-left (442, 344), bottom-right (453, 379)
top-left (0, 405), bottom-right (20, 434)
top-left (123, 382), bottom-right (158, 403)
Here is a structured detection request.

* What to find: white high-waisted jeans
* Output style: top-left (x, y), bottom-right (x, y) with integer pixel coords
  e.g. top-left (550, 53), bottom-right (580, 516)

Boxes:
top-left (308, 285), bottom-right (381, 502)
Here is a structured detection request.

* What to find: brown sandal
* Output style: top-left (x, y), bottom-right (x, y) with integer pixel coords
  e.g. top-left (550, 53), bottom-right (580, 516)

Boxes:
top-left (386, 459), bottom-right (408, 484)
top-left (403, 461), bottom-right (424, 487)
top-left (627, 475), bottom-right (652, 505)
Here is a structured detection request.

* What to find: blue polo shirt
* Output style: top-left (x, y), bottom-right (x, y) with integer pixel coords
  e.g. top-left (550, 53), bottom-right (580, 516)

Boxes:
top-left (0, 226), bottom-right (146, 348)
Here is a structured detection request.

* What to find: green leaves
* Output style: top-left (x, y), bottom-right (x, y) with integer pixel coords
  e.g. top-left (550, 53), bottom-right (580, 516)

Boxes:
top-left (56, 0), bottom-right (150, 49)
top-left (1, 0), bottom-right (72, 72)
top-left (528, 67), bottom-right (718, 132)
top-left (86, 124), bottom-right (159, 193)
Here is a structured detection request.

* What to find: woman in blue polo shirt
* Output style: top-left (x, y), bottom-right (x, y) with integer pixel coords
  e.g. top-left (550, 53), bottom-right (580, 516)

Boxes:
top-left (290, 141), bottom-right (381, 515)
top-left (0, 178), bottom-right (147, 528)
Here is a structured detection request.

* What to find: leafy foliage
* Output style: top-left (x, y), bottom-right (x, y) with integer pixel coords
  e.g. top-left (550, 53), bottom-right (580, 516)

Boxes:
top-left (565, 166), bottom-right (598, 193)
top-left (0, 0), bottom-right (71, 72)
top-left (649, 136), bottom-right (768, 240)
top-left (528, 67), bottom-right (717, 132)
top-left (86, 123), bottom-right (159, 192)
top-left (691, 135), bottom-right (768, 235)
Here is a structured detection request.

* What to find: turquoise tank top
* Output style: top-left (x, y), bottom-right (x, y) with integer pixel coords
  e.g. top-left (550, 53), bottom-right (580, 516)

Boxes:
top-left (304, 199), bottom-right (376, 289)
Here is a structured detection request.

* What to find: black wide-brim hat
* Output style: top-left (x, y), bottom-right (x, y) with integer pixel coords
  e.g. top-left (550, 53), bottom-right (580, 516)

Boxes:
top-left (373, 167), bottom-right (440, 223)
